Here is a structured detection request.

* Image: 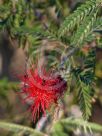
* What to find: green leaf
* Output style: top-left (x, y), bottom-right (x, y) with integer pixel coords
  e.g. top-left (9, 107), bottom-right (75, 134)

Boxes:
top-left (73, 50), bottom-right (96, 120)
top-left (60, 118), bottom-right (102, 134)
top-left (78, 84), bottom-right (92, 120)
top-left (71, 11), bottom-right (97, 47)
top-left (58, 0), bottom-right (100, 37)
top-left (0, 121), bottom-right (44, 136)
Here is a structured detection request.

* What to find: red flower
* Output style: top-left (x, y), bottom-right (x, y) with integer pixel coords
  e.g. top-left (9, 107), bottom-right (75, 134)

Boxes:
top-left (20, 67), bottom-right (67, 122)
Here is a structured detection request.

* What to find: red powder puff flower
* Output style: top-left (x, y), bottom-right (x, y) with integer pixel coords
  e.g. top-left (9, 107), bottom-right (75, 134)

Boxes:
top-left (20, 67), bottom-right (67, 122)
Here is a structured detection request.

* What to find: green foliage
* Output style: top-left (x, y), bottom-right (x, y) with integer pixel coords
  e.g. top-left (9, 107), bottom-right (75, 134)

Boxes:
top-left (73, 50), bottom-right (96, 120)
top-left (73, 50), bottom-right (95, 81)
top-left (58, 0), bottom-right (101, 37)
top-left (0, 121), bottom-right (44, 136)
top-left (77, 83), bottom-right (92, 120)
top-left (60, 118), bottom-right (102, 134)
top-left (71, 11), bottom-right (97, 47)
top-left (1, 118), bottom-right (102, 136)
top-left (50, 117), bottom-right (102, 135)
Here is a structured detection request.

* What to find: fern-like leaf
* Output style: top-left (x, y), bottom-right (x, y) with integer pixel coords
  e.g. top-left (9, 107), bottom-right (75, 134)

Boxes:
top-left (78, 83), bottom-right (92, 120)
top-left (58, 0), bottom-right (100, 37)
top-left (0, 121), bottom-right (44, 136)
top-left (73, 50), bottom-right (96, 120)
top-left (60, 118), bottom-right (102, 134)
top-left (71, 12), bottom-right (97, 47)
